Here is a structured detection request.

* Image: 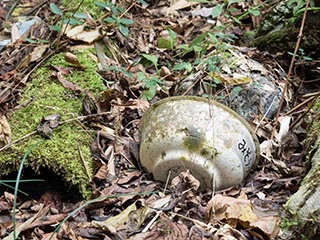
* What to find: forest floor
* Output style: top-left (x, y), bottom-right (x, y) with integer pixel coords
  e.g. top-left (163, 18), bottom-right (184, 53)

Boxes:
top-left (0, 0), bottom-right (319, 239)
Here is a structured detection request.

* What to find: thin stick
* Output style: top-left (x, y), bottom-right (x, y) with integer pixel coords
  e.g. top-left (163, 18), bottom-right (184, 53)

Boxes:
top-left (270, 0), bottom-right (310, 140)
top-left (0, 131), bottom-right (37, 152)
top-left (78, 145), bottom-right (92, 181)
top-left (284, 95), bottom-right (316, 116)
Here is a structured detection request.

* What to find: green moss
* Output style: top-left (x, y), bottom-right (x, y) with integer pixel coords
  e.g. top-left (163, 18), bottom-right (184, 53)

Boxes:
top-left (61, 0), bottom-right (106, 19)
top-left (182, 126), bottom-right (204, 152)
top-left (0, 49), bottom-right (105, 198)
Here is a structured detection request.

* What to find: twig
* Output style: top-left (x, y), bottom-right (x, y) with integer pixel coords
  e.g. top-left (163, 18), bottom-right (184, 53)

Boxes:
top-left (5, 0), bottom-right (19, 21)
top-left (78, 145), bottom-right (92, 181)
top-left (0, 131), bottom-right (37, 152)
top-left (270, 0), bottom-right (310, 140)
top-left (284, 95), bottom-right (316, 116)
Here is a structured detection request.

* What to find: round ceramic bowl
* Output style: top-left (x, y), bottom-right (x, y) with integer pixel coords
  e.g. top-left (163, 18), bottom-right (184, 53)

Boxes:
top-left (139, 96), bottom-right (260, 190)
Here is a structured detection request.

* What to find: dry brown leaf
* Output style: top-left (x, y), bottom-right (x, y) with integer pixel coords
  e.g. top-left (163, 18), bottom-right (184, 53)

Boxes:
top-left (66, 25), bottom-right (102, 44)
top-left (56, 71), bottom-right (84, 93)
top-left (212, 194), bottom-right (280, 239)
top-left (94, 164), bottom-right (109, 179)
top-left (64, 52), bottom-right (84, 69)
top-left (0, 115), bottom-right (11, 148)
top-left (260, 140), bottom-right (274, 160)
top-left (212, 224), bottom-right (246, 240)
top-left (91, 202), bottom-right (137, 234)
top-left (11, 23), bottom-right (19, 43)
top-left (169, 0), bottom-right (198, 11)
top-left (30, 45), bottom-right (49, 62)
top-left (171, 170), bottom-right (200, 191)
top-left (275, 116), bottom-right (291, 144)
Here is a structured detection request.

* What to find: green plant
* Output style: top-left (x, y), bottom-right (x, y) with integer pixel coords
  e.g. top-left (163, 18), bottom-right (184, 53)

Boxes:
top-left (157, 28), bottom-right (177, 50)
top-left (211, 0), bottom-right (261, 24)
top-left (172, 60), bottom-right (192, 73)
top-left (137, 72), bottom-right (162, 100)
top-left (288, 48), bottom-right (313, 61)
top-left (49, 2), bottom-right (88, 32)
top-left (96, 2), bottom-right (133, 37)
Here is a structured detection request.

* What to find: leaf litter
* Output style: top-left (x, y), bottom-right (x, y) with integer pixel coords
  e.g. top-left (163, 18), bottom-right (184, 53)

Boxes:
top-left (0, 0), bottom-right (319, 239)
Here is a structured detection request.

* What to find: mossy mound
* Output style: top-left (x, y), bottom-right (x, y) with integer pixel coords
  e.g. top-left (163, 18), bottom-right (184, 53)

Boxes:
top-left (0, 49), bottom-right (105, 198)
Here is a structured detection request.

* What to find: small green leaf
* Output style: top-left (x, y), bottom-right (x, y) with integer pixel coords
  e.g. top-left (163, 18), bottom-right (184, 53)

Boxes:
top-left (157, 37), bottom-right (174, 50)
top-left (231, 86), bottom-right (243, 94)
top-left (142, 87), bottom-right (157, 100)
top-left (211, 4), bottom-right (223, 18)
top-left (104, 17), bottom-right (117, 24)
top-left (227, 0), bottom-right (245, 7)
top-left (118, 18), bottom-right (133, 25)
top-left (248, 8), bottom-right (260, 16)
top-left (25, 38), bottom-right (37, 44)
top-left (118, 68), bottom-right (133, 77)
top-left (39, 39), bottom-right (49, 44)
top-left (302, 56), bottom-right (313, 61)
top-left (173, 62), bottom-right (192, 72)
top-left (137, 0), bottom-right (148, 4)
top-left (137, 72), bottom-right (146, 81)
top-left (168, 28), bottom-right (176, 41)
top-left (62, 18), bottom-right (82, 25)
top-left (141, 54), bottom-right (158, 68)
top-left (50, 3), bottom-right (63, 16)
top-left (189, 32), bottom-right (207, 46)
top-left (50, 25), bottom-right (61, 32)
top-left (118, 24), bottom-right (129, 37)
top-left (94, 2), bottom-right (108, 8)
top-left (73, 12), bottom-right (88, 19)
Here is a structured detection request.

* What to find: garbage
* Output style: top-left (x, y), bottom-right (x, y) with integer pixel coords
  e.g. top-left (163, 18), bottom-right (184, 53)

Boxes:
top-left (0, 17), bottom-right (41, 51)
top-left (139, 96), bottom-right (260, 190)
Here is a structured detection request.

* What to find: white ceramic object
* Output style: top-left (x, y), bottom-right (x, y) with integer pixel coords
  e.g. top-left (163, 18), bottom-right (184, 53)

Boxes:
top-left (139, 96), bottom-right (260, 190)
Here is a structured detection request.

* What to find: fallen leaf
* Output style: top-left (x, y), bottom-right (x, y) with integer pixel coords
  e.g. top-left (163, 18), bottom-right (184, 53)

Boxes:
top-left (66, 24), bottom-right (102, 43)
top-left (30, 45), bottom-right (49, 62)
top-left (275, 116), bottom-right (291, 144)
top-left (171, 170), bottom-right (200, 191)
top-left (260, 140), bottom-right (274, 160)
top-left (56, 71), bottom-right (84, 93)
top-left (212, 194), bottom-right (280, 239)
top-left (37, 114), bottom-right (61, 138)
top-left (0, 115), bottom-right (11, 148)
top-left (213, 224), bottom-right (246, 240)
top-left (64, 52), bottom-right (84, 69)
top-left (91, 201), bottom-right (137, 234)
top-left (94, 164), bottom-right (109, 180)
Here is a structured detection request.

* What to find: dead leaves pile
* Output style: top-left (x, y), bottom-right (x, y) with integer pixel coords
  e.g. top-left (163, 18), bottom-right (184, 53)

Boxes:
top-left (0, 0), bottom-right (318, 239)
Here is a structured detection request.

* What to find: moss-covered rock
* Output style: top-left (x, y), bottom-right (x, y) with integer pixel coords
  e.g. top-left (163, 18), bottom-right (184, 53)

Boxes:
top-left (0, 49), bottom-right (105, 198)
